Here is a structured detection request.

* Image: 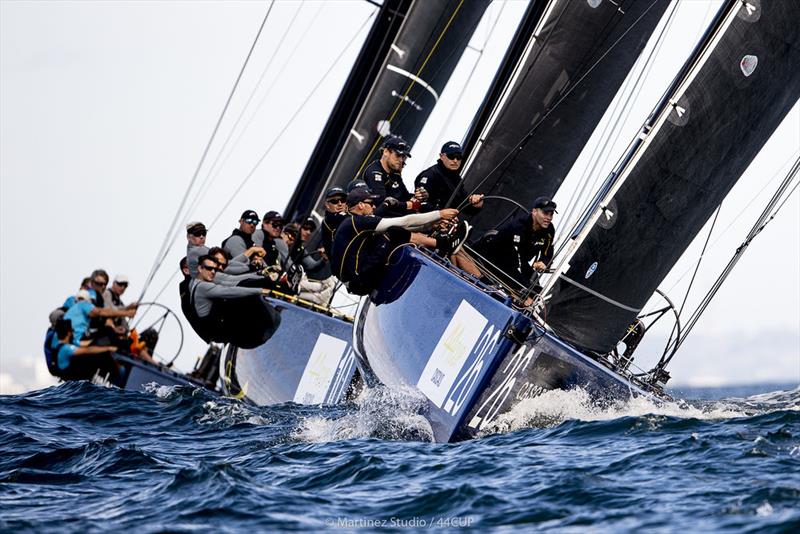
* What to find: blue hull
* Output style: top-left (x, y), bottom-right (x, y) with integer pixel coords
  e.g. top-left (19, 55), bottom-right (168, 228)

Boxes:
top-left (223, 296), bottom-right (358, 406)
top-left (353, 247), bottom-right (661, 443)
top-left (112, 354), bottom-right (209, 391)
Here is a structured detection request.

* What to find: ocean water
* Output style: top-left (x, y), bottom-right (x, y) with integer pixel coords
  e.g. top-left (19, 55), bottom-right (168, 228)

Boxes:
top-left (1, 381), bottom-right (798, 532)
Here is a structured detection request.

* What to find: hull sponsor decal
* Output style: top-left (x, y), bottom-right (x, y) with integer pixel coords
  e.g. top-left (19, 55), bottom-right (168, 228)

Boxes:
top-left (417, 300), bottom-right (488, 408)
top-left (294, 333), bottom-right (348, 405)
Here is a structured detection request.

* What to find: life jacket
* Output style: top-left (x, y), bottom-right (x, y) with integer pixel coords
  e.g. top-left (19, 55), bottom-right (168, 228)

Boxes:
top-left (43, 329), bottom-right (65, 377)
top-left (185, 282), bottom-right (281, 349)
top-left (221, 229), bottom-right (254, 252)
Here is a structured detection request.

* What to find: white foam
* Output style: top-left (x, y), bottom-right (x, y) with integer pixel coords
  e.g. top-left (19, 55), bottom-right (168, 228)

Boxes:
top-left (197, 400), bottom-right (269, 426)
top-left (296, 385), bottom-right (435, 442)
top-left (480, 387), bottom-right (750, 436)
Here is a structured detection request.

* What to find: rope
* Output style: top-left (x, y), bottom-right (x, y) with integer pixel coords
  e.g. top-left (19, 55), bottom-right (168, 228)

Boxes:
top-left (185, 1), bottom-right (310, 220)
top-left (207, 9), bottom-right (377, 230)
top-left (137, 3), bottom-right (274, 304)
top-left (657, 155), bottom-right (800, 369)
top-left (141, 8), bottom-right (377, 309)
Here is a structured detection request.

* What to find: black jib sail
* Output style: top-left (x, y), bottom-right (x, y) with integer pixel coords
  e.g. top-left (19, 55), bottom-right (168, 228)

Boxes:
top-left (458, 0), bottom-right (669, 235)
top-left (285, 0), bottom-right (490, 220)
top-left (543, 0), bottom-right (800, 354)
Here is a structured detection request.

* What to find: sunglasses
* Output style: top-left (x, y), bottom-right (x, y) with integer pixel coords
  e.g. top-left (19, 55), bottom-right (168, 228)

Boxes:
top-left (115, 281), bottom-right (129, 287)
top-left (446, 153), bottom-right (463, 161)
top-left (92, 279), bottom-right (108, 286)
top-left (268, 220), bottom-right (284, 228)
top-left (199, 264), bottom-right (218, 272)
top-left (189, 230), bottom-right (207, 237)
top-left (327, 198), bottom-right (346, 205)
top-left (243, 219), bottom-right (259, 225)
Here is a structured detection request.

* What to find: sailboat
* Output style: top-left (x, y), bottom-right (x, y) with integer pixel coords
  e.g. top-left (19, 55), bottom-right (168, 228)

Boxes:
top-left (222, 0), bottom-right (490, 405)
top-left (350, 0), bottom-right (800, 442)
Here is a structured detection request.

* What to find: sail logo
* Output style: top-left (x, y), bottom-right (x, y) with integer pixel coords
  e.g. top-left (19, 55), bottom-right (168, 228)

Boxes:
top-left (740, 55), bottom-right (758, 77)
top-left (585, 261), bottom-right (598, 279)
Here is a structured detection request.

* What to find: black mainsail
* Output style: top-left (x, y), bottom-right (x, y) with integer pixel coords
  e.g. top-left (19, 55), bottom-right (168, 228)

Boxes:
top-left (285, 0), bottom-right (490, 220)
top-left (543, 0), bottom-right (800, 354)
top-left (458, 0), bottom-right (669, 235)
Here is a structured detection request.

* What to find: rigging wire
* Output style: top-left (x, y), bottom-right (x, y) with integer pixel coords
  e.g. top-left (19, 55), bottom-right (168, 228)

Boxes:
top-left (137, 3), bottom-right (274, 304)
top-left (656, 155), bottom-right (800, 369)
top-left (351, 0), bottom-right (469, 182)
top-left (207, 9), bottom-right (378, 229)
top-left (454, 0), bottom-right (665, 211)
top-left (557, 0), bottom-right (680, 240)
top-left (185, 1), bottom-right (310, 219)
top-left (141, 8), bottom-right (377, 307)
top-left (422, 0), bottom-right (510, 165)
top-left (656, 150), bottom-right (800, 296)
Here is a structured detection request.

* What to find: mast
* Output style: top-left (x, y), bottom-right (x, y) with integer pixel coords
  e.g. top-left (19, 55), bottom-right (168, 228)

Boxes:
top-left (542, 0), bottom-right (800, 354)
top-left (284, 0), bottom-right (411, 221)
top-left (457, 0), bottom-right (670, 236)
top-left (284, 0), bottom-right (490, 221)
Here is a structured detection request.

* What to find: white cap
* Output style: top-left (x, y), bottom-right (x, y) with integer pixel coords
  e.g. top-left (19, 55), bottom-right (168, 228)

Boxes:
top-left (114, 274), bottom-right (129, 283)
top-left (76, 289), bottom-right (92, 301)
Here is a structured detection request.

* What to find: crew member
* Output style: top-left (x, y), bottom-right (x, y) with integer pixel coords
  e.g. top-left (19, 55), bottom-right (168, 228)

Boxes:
top-left (361, 136), bottom-right (425, 213)
top-left (222, 210), bottom-right (259, 258)
top-left (186, 221), bottom-right (209, 277)
top-left (185, 255), bottom-right (280, 348)
top-left (252, 210), bottom-right (285, 267)
top-left (477, 196), bottom-right (557, 289)
top-left (414, 141), bottom-right (484, 214)
top-left (321, 186), bottom-right (348, 257)
top-left (331, 189), bottom-right (460, 295)
top-left (49, 318), bottom-right (123, 384)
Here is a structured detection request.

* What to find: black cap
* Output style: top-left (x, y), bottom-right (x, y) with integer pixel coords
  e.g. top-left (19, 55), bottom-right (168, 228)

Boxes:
top-left (262, 210), bottom-right (285, 223)
top-left (440, 141), bottom-right (463, 156)
top-left (325, 186), bottom-right (346, 200)
top-left (240, 210), bottom-right (259, 224)
top-left (347, 189), bottom-right (380, 208)
top-left (533, 196), bottom-right (558, 213)
top-left (186, 221), bottom-right (206, 234)
top-left (382, 136), bottom-right (412, 157)
top-left (346, 180), bottom-right (371, 194)
top-left (301, 217), bottom-right (317, 231)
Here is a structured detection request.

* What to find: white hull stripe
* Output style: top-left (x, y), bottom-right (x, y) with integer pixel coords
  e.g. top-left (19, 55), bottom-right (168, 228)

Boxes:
top-left (386, 64), bottom-right (439, 102)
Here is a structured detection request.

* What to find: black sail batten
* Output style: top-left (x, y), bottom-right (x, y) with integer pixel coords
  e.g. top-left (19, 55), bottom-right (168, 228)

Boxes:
top-left (284, 0), bottom-right (411, 221)
top-left (458, 0), bottom-right (669, 236)
top-left (544, 0), bottom-right (800, 354)
top-left (285, 0), bottom-right (490, 221)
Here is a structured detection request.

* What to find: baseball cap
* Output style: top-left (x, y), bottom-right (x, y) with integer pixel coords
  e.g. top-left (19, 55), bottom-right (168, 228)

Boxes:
top-left (262, 210), bottom-right (285, 223)
top-left (114, 274), bottom-right (129, 284)
top-left (325, 186), bottom-right (346, 200)
top-left (346, 180), bottom-right (371, 193)
top-left (533, 196), bottom-right (558, 213)
top-left (440, 141), bottom-right (463, 157)
top-left (186, 221), bottom-right (206, 234)
top-left (382, 136), bottom-right (412, 157)
top-left (347, 189), bottom-right (380, 208)
top-left (301, 217), bottom-right (317, 231)
top-left (76, 289), bottom-right (92, 302)
top-left (240, 210), bottom-right (260, 224)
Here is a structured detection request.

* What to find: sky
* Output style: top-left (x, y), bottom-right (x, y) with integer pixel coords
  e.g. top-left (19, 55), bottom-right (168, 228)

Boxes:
top-left (1, 0), bottom-right (797, 394)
